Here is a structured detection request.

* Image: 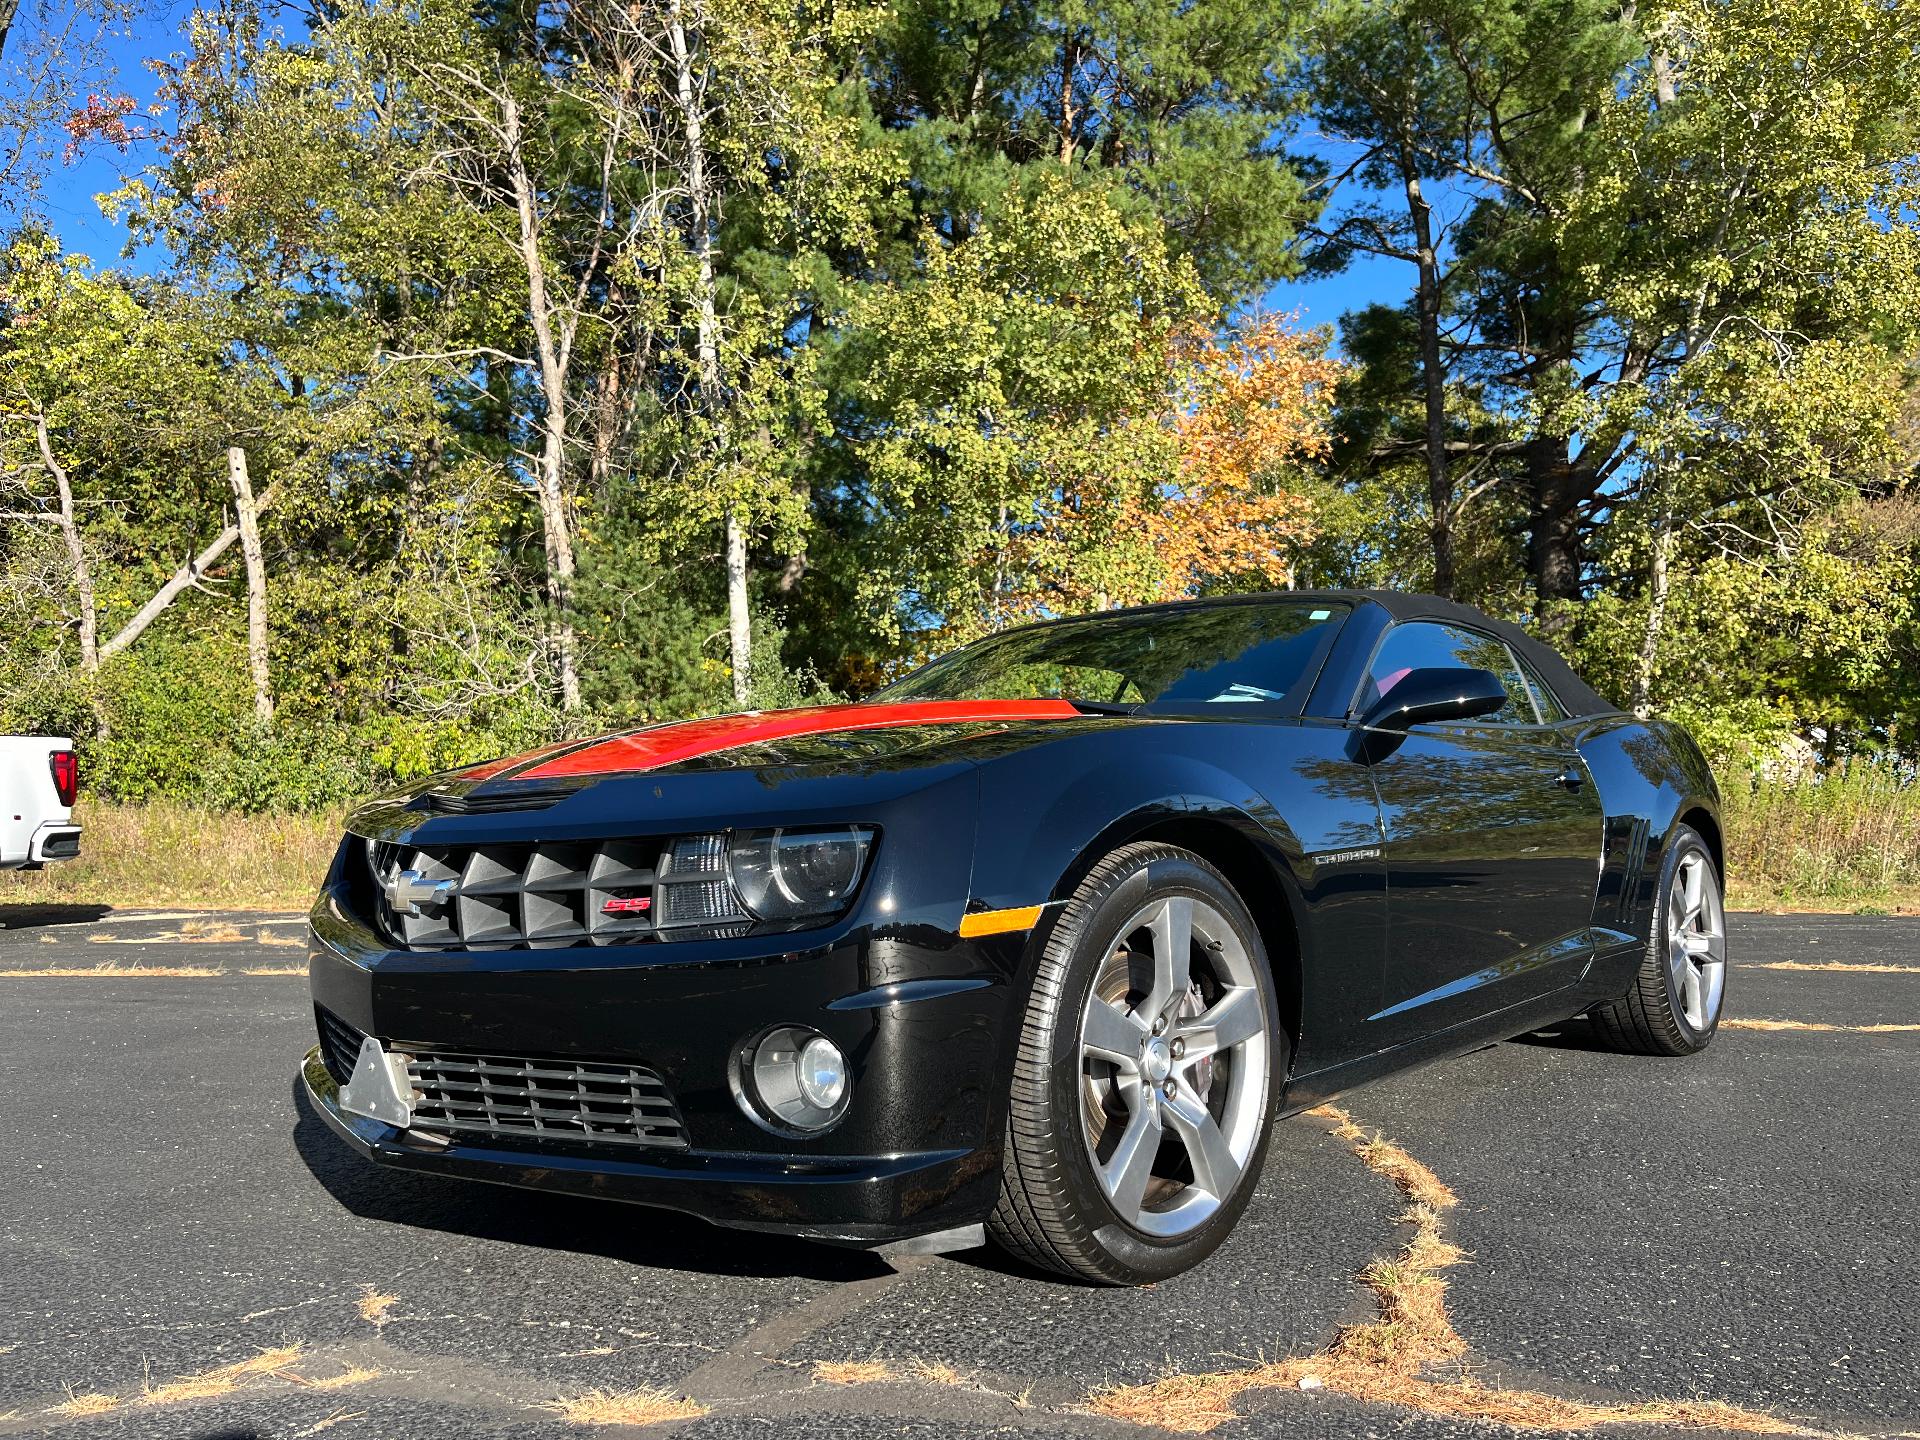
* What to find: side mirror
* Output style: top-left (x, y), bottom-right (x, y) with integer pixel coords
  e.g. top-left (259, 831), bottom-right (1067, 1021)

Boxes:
top-left (1359, 666), bottom-right (1509, 732)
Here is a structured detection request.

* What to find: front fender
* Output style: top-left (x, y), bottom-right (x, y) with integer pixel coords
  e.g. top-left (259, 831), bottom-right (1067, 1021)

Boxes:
top-left (964, 718), bottom-right (1389, 1080)
top-left (969, 738), bottom-right (1301, 916)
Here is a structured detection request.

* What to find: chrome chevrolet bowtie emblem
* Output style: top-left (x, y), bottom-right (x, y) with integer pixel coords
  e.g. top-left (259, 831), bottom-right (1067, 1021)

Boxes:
top-left (385, 868), bottom-right (456, 916)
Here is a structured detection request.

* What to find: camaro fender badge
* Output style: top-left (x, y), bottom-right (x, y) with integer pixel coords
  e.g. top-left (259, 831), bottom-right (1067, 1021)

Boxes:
top-left (385, 868), bottom-right (456, 917)
top-left (338, 1036), bottom-right (417, 1129)
top-left (1312, 846), bottom-right (1382, 867)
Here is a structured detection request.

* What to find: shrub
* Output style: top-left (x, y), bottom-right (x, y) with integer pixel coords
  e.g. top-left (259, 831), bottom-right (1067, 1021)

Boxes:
top-left (1718, 758), bottom-right (1920, 905)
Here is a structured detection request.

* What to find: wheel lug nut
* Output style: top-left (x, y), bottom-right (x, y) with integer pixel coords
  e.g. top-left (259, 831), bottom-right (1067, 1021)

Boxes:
top-left (1171, 1039), bottom-right (1185, 1059)
top-left (1152, 1017), bottom-right (1166, 1035)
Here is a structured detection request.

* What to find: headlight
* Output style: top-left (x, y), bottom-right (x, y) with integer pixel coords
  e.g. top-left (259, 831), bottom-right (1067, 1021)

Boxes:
top-left (728, 827), bottom-right (873, 920)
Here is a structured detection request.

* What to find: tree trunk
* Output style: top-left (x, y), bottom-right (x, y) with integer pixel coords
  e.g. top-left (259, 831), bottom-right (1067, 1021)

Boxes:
top-left (226, 446), bottom-right (273, 722)
top-left (725, 511), bottom-right (753, 705)
top-left (669, 0), bottom-right (751, 707)
top-left (504, 88), bottom-right (583, 712)
top-left (1058, 34), bottom-right (1079, 164)
top-left (1526, 436), bottom-right (1586, 614)
top-left (99, 487), bottom-right (278, 662)
top-left (588, 279), bottom-right (629, 497)
top-left (1400, 160), bottom-right (1454, 599)
top-left (36, 413), bottom-right (98, 671)
top-left (1630, 497), bottom-right (1672, 718)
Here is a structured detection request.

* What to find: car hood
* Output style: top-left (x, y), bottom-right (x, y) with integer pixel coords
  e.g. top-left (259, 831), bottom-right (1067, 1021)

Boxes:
top-left (347, 699), bottom-right (1135, 839)
top-left (456, 699), bottom-right (1087, 783)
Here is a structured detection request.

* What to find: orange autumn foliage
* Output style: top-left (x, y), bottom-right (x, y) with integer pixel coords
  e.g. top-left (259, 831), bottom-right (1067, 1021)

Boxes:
top-left (1145, 315), bottom-right (1341, 598)
top-left (996, 314), bottom-right (1341, 622)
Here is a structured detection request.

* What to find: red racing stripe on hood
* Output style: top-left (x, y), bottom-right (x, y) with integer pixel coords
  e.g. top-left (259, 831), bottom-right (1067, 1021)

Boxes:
top-left (512, 700), bottom-right (1083, 780)
top-left (453, 736), bottom-right (593, 782)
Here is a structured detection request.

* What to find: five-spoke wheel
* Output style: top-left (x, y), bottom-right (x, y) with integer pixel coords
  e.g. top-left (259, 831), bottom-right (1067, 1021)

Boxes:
top-left (1592, 822), bottom-right (1727, 1054)
top-left (1078, 894), bottom-right (1270, 1237)
top-left (989, 843), bottom-right (1283, 1284)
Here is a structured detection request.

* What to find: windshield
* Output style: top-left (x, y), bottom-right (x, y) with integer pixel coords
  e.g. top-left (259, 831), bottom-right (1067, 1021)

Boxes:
top-left (873, 601), bottom-right (1349, 712)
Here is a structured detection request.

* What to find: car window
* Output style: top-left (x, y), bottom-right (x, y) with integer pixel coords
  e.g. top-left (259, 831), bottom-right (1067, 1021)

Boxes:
top-left (1364, 622), bottom-right (1537, 725)
top-left (874, 601), bottom-right (1349, 712)
top-left (1515, 655), bottom-right (1569, 722)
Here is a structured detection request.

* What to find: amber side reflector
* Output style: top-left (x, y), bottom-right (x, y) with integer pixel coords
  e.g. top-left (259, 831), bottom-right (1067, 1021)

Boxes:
top-left (957, 905), bottom-right (1045, 938)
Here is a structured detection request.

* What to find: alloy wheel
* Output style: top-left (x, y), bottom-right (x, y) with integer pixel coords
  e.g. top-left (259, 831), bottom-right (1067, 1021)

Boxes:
top-left (1078, 893), bottom-right (1270, 1237)
top-left (1668, 849), bottom-right (1726, 1030)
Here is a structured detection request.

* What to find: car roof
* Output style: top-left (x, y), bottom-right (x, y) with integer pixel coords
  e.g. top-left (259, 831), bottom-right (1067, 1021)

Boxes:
top-left (992, 589), bottom-right (1623, 720)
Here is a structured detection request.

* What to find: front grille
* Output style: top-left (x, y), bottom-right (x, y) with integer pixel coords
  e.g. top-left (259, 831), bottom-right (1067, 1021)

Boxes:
top-left (318, 1006), bottom-right (363, 1084)
top-left (368, 838), bottom-right (750, 950)
top-left (409, 1051), bottom-right (688, 1151)
top-left (313, 1009), bottom-right (688, 1151)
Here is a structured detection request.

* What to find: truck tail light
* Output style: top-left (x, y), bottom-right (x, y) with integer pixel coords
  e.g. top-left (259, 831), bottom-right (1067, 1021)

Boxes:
top-left (49, 750), bottom-right (77, 807)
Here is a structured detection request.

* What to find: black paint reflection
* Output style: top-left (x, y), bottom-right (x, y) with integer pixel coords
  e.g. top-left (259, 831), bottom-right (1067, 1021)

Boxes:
top-left (1365, 723), bottom-right (1603, 1045)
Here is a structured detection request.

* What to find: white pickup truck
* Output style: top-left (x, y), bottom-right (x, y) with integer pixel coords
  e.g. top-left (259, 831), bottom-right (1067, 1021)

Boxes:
top-left (0, 736), bottom-right (82, 869)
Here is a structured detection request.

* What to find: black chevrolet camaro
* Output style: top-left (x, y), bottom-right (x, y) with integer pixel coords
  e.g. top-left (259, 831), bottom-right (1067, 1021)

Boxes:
top-left (302, 591), bottom-right (1728, 1284)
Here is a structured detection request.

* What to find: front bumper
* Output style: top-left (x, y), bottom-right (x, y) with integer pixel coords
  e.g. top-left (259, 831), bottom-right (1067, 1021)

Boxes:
top-left (301, 889), bottom-right (1029, 1243)
top-left (299, 1046), bottom-right (985, 1242)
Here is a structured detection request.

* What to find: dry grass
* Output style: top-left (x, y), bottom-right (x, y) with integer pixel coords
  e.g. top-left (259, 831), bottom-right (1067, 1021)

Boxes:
top-left (546, 1386), bottom-right (709, 1427)
top-left (356, 1287), bottom-right (398, 1326)
top-left (908, 1358), bottom-right (968, 1387)
top-left (86, 919), bottom-right (272, 945)
top-left (243, 964), bottom-right (307, 975)
top-left (0, 801), bottom-right (339, 912)
top-left (141, 1371), bottom-right (240, 1406)
top-left (179, 920), bottom-right (250, 942)
top-left (141, 1345), bottom-right (307, 1407)
top-left (1723, 1018), bottom-right (1920, 1033)
top-left (45, 1389), bottom-right (118, 1417)
top-left (1721, 763), bottom-right (1920, 911)
top-left (1751, 960), bottom-right (1919, 974)
top-left (0, 962), bottom-right (223, 978)
top-left (292, 1411), bottom-right (366, 1437)
top-left (303, 1366), bottom-right (381, 1392)
top-left (1084, 1108), bottom-right (1816, 1436)
top-left (40, 1345), bottom-right (323, 1419)
top-left (813, 1359), bottom-right (897, 1385)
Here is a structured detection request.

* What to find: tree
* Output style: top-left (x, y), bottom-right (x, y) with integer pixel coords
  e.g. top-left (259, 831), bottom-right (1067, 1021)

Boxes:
top-left (838, 175), bottom-right (1207, 645)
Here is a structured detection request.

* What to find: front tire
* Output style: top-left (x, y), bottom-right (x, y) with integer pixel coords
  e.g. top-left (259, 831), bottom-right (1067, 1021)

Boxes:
top-left (1590, 823), bottom-right (1727, 1055)
top-left (988, 843), bottom-right (1284, 1284)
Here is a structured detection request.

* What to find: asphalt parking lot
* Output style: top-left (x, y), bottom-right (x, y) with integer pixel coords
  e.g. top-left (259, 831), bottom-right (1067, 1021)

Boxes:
top-left (0, 908), bottom-right (1914, 1439)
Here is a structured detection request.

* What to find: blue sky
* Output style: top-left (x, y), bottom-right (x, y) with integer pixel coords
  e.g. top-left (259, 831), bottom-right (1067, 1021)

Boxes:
top-left (32, 4), bottom-right (181, 264)
top-left (38, 6), bottom-right (1405, 341)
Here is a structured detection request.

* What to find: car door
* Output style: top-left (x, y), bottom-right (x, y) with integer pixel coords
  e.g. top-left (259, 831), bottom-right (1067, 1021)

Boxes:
top-left (1358, 621), bottom-right (1604, 1051)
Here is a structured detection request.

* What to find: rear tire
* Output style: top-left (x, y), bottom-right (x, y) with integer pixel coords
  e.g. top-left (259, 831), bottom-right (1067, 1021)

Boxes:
top-left (988, 843), bottom-right (1285, 1284)
top-left (1590, 823), bottom-right (1726, 1055)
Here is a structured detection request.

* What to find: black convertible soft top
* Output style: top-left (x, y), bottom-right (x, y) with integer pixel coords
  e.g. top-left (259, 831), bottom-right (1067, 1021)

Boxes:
top-left (1348, 590), bottom-right (1622, 720)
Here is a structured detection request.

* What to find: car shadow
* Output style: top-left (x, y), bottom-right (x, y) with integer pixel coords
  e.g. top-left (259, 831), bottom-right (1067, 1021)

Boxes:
top-left (0, 902), bottom-right (114, 929)
top-left (288, 1075), bottom-right (897, 1284)
top-left (1509, 1015), bottom-right (1618, 1052)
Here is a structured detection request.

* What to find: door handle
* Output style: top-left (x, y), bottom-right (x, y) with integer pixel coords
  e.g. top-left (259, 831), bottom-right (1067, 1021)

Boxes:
top-left (1554, 769), bottom-right (1584, 790)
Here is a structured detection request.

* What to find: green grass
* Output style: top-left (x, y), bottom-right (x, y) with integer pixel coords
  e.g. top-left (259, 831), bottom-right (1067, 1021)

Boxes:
top-left (1720, 761), bottom-right (1920, 913)
top-left (0, 801), bottom-right (340, 913)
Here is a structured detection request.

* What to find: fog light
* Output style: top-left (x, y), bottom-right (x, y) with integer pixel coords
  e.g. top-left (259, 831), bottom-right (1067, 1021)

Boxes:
top-left (735, 1026), bottom-right (852, 1134)
top-left (797, 1036), bottom-right (847, 1110)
